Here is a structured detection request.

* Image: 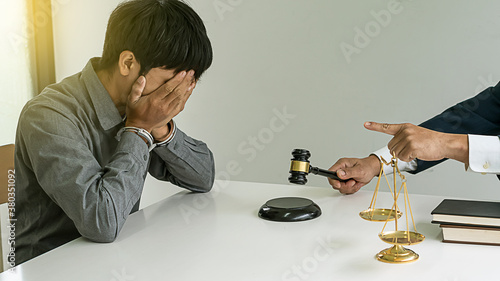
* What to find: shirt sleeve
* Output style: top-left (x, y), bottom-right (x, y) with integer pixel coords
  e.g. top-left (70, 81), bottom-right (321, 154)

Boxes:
top-left (18, 104), bottom-right (149, 243)
top-left (148, 127), bottom-right (215, 192)
top-left (467, 134), bottom-right (500, 173)
top-left (372, 146), bottom-right (418, 175)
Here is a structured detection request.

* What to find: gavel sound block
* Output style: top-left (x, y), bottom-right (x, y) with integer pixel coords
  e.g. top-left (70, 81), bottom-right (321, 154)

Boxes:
top-left (258, 148), bottom-right (343, 222)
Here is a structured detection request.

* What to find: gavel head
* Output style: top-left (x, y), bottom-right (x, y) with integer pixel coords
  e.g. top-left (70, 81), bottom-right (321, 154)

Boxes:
top-left (288, 149), bottom-right (311, 185)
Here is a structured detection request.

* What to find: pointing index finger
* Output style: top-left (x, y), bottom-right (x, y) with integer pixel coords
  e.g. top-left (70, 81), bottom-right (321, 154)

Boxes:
top-left (364, 121), bottom-right (403, 136)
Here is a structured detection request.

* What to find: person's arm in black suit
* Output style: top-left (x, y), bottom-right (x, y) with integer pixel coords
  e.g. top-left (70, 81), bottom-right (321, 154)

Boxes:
top-left (411, 83), bottom-right (500, 173)
top-left (328, 83), bottom-right (500, 194)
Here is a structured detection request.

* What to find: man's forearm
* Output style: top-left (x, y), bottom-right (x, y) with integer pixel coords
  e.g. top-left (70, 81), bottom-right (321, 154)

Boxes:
top-left (30, 131), bottom-right (149, 242)
top-left (149, 128), bottom-right (215, 192)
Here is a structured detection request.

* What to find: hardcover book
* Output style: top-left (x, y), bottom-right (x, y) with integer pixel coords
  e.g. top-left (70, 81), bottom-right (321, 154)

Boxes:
top-left (431, 199), bottom-right (500, 227)
top-left (440, 224), bottom-right (500, 246)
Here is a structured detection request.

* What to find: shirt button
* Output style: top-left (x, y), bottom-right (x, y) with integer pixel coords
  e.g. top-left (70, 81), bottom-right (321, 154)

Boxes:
top-left (144, 155), bottom-right (148, 161)
top-left (483, 162), bottom-right (490, 169)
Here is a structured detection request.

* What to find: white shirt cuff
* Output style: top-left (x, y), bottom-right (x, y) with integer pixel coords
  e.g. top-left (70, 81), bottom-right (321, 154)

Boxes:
top-left (372, 147), bottom-right (418, 175)
top-left (467, 135), bottom-right (500, 174)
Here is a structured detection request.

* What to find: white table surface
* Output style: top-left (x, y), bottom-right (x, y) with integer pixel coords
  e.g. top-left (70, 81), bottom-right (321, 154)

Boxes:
top-left (1, 180), bottom-right (499, 281)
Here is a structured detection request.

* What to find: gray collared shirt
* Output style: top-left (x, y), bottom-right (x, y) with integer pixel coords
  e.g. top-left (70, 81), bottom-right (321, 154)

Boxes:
top-left (14, 58), bottom-right (215, 265)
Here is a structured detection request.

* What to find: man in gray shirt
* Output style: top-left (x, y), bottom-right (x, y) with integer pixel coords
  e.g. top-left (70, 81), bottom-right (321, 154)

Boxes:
top-left (14, 0), bottom-right (214, 265)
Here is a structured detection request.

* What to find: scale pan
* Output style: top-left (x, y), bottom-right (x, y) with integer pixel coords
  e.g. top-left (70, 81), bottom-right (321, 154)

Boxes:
top-left (379, 231), bottom-right (425, 246)
top-left (359, 208), bottom-right (402, 222)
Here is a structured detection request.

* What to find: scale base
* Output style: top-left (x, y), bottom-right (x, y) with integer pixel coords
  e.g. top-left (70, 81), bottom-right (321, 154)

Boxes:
top-left (376, 245), bottom-right (419, 264)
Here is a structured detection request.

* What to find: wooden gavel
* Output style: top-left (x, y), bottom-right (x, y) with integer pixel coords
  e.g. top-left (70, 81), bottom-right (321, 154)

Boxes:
top-left (288, 148), bottom-right (344, 185)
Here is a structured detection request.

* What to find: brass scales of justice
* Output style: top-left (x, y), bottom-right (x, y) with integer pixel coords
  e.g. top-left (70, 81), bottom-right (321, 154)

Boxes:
top-left (359, 154), bottom-right (425, 263)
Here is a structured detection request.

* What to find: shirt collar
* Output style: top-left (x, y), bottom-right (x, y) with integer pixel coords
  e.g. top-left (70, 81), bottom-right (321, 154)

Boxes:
top-left (81, 58), bottom-right (123, 130)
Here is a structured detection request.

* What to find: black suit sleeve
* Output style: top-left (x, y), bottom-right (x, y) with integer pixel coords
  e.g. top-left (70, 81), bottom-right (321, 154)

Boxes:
top-left (411, 82), bottom-right (500, 174)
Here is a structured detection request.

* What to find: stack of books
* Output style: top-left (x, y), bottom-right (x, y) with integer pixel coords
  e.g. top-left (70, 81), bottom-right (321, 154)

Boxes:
top-left (431, 199), bottom-right (500, 246)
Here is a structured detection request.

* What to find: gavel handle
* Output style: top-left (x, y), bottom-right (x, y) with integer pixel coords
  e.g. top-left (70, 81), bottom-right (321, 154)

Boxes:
top-left (309, 166), bottom-right (345, 181)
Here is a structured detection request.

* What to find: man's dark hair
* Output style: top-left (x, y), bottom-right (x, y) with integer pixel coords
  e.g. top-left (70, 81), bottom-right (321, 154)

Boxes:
top-left (99, 0), bottom-right (212, 80)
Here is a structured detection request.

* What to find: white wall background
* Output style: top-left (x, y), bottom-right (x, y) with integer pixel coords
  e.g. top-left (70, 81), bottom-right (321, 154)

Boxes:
top-left (51, 0), bottom-right (500, 205)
